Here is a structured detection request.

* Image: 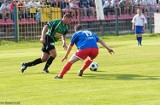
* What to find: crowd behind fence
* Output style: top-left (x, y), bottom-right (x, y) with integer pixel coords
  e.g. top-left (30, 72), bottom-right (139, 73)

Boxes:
top-left (0, 0), bottom-right (158, 42)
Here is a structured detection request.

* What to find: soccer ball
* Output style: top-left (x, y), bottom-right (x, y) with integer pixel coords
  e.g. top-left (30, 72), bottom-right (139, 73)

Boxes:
top-left (89, 62), bottom-right (98, 71)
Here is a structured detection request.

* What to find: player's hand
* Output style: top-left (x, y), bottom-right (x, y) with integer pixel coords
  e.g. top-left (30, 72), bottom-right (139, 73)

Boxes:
top-left (108, 48), bottom-right (114, 55)
top-left (40, 38), bottom-right (45, 44)
top-left (62, 56), bottom-right (67, 62)
top-left (63, 43), bottom-right (68, 50)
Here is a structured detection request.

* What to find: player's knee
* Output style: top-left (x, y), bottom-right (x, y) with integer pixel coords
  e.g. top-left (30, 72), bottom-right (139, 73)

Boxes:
top-left (50, 53), bottom-right (57, 58)
top-left (41, 58), bottom-right (48, 62)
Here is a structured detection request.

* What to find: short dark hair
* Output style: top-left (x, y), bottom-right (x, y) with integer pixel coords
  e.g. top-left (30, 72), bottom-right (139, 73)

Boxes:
top-left (137, 7), bottom-right (142, 11)
top-left (63, 13), bottom-right (72, 18)
top-left (74, 24), bottom-right (83, 31)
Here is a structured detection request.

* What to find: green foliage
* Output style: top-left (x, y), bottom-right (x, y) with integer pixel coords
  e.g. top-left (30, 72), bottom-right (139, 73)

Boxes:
top-left (0, 35), bottom-right (160, 105)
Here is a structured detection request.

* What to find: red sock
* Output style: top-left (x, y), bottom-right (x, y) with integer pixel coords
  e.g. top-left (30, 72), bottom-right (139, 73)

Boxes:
top-left (58, 62), bottom-right (72, 77)
top-left (81, 59), bottom-right (92, 71)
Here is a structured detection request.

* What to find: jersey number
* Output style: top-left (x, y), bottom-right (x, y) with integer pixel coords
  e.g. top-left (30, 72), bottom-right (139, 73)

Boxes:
top-left (84, 31), bottom-right (92, 37)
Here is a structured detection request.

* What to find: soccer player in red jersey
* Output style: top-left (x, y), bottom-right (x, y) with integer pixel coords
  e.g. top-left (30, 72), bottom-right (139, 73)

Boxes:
top-left (55, 24), bottom-right (114, 79)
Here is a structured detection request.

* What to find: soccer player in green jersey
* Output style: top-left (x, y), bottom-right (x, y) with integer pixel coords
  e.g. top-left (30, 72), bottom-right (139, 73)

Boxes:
top-left (21, 13), bottom-right (72, 73)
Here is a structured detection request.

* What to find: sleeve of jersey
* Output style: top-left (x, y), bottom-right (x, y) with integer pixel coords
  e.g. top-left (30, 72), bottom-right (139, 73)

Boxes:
top-left (94, 33), bottom-right (100, 42)
top-left (71, 33), bottom-right (77, 45)
top-left (47, 20), bottom-right (55, 27)
top-left (131, 16), bottom-right (135, 23)
top-left (63, 27), bottom-right (68, 35)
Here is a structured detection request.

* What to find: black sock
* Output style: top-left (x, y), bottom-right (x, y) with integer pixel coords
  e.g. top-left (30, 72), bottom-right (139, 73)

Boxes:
top-left (139, 37), bottom-right (142, 45)
top-left (137, 37), bottom-right (140, 45)
top-left (43, 56), bottom-right (55, 70)
top-left (26, 58), bottom-right (42, 67)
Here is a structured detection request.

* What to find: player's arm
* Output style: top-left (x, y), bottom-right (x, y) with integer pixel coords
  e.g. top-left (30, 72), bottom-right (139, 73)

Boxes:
top-left (143, 24), bottom-right (145, 32)
top-left (61, 34), bottom-right (67, 50)
top-left (40, 25), bottom-right (49, 43)
top-left (131, 16), bottom-right (135, 30)
top-left (98, 39), bottom-right (114, 55)
top-left (143, 16), bottom-right (147, 32)
top-left (132, 23), bottom-right (135, 30)
top-left (62, 43), bottom-right (74, 62)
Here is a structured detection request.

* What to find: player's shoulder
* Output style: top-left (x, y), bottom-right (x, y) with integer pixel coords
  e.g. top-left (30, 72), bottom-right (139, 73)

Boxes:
top-left (50, 19), bottom-right (60, 23)
top-left (48, 19), bottom-right (59, 25)
top-left (133, 14), bottom-right (139, 17)
top-left (141, 14), bottom-right (146, 17)
top-left (72, 31), bottom-right (83, 36)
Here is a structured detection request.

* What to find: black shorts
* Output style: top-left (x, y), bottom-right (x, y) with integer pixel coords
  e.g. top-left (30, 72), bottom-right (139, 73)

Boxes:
top-left (42, 35), bottom-right (55, 53)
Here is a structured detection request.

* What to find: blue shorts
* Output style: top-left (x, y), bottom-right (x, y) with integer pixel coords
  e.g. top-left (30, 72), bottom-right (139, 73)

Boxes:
top-left (135, 26), bottom-right (143, 34)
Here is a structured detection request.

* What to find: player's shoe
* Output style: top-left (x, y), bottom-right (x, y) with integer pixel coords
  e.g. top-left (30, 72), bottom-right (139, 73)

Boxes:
top-left (43, 69), bottom-right (49, 73)
top-left (21, 63), bottom-right (28, 73)
top-left (54, 76), bottom-right (63, 79)
top-left (78, 70), bottom-right (83, 76)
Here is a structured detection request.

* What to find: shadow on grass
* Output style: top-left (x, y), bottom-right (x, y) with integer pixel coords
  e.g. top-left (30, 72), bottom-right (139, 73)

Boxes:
top-left (84, 73), bottom-right (160, 80)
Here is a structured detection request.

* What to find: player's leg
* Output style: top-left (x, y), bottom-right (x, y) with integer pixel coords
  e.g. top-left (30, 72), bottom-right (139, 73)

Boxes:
top-left (135, 26), bottom-right (141, 46)
top-left (55, 55), bottom-right (80, 79)
top-left (21, 52), bottom-right (49, 73)
top-left (136, 34), bottom-right (140, 46)
top-left (43, 49), bottom-right (57, 73)
top-left (79, 48), bottom-right (99, 76)
top-left (138, 34), bottom-right (142, 46)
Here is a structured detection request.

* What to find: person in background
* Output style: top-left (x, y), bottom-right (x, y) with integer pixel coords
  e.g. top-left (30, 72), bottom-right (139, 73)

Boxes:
top-left (0, 0), bottom-right (10, 20)
top-left (132, 8), bottom-right (147, 46)
top-left (147, 0), bottom-right (156, 12)
top-left (111, 0), bottom-right (121, 15)
top-left (103, 0), bottom-right (114, 15)
top-left (141, 0), bottom-right (148, 13)
top-left (17, 0), bottom-right (25, 15)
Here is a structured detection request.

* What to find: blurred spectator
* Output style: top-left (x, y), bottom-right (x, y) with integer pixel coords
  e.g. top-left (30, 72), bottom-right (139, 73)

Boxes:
top-left (0, 0), bottom-right (10, 20)
top-left (10, 0), bottom-right (17, 20)
top-left (87, 0), bottom-right (96, 16)
top-left (0, 0), bottom-right (2, 18)
top-left (0, 0), bottom-right (2, 7)
top-left (134, 0), bottom-right (142, 13)
top-left (152, 0), bottom-right (160, 12)
top-left (60, 0), bottom-right (70, 15)
top-left (141, 0), bottom-right (148, 13)
top-left (52, 0), bottom-right (61, 7)
top-left (119, 0), bottom-right (132, 14)
top-left (103, 0), bottom-right (114, 15)
top-left (27, 0), bottom-right (38, 18)
top-left (37, 0), bottom-right (45, 7)
top-left (135, 0), bottom-right (141, 6)
top-left (36, 7), bottom-right (40, 22)
top-left (10, 0), bottom-right (17, 12)
top-left (27, 0), bottom-right (37, 7)
top-left (147, 0), bottom-right (156, 12)
top-left (68, 0), bottom-right (78, 16)
top-left (78, 0), bottom-right (88, 16)
top-left (128, 0), bottom-right (135, 14)
top-left (44, 0), bottom-right (52, 6)
top-left (23, 0), bottom-right (29, 7)
top-left (123, 0), bottom-right (131, 14)
top-left (111, 0), bottom-right (121, 15)
top-left (17, 0), bottom-right (25, 19)
top-left (78, 0), bottom-right (95, 16)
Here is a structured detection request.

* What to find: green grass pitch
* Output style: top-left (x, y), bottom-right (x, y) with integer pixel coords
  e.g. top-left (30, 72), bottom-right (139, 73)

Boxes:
top-left (0, 34), bottom-right (160, 105)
